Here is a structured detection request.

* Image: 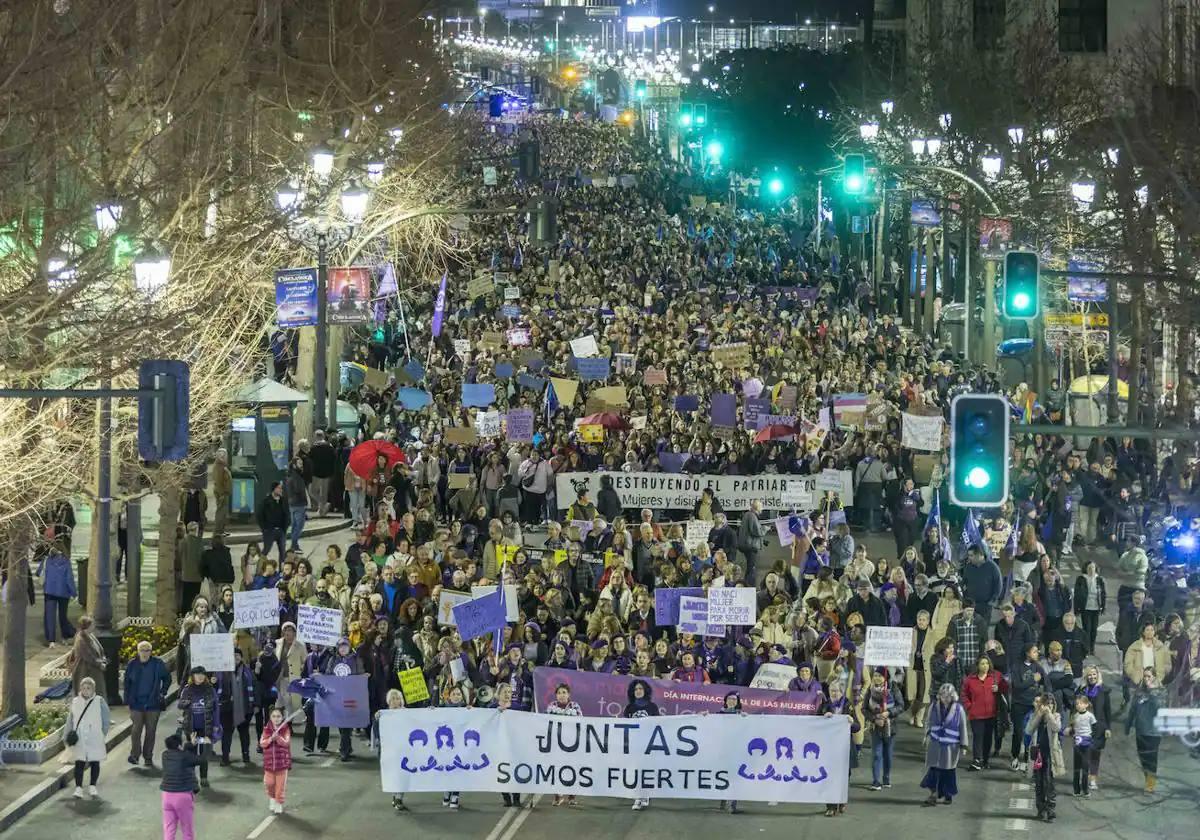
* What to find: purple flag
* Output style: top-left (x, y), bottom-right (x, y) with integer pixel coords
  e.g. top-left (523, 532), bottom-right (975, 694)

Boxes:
top-left (431, 271), bottom-right (448, 337)
top-left (710, 393), bottom-right (737, 427)
top-left (312, 674), bottom-right (370, 728)
top-left (453, 590), bottom-right (506, 642)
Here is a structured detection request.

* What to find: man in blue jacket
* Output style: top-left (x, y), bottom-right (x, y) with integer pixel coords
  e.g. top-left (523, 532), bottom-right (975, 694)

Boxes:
top-left (123, 640), bottom-right (172, 768)
top-left (961, 546), bottom-right (1003, 625)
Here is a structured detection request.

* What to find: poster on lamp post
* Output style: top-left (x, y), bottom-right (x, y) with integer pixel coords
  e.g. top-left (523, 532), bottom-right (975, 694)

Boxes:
top-left (328, 267), bottom-right (371, 324)
top-left (274, 267), bottom-right (318, 328)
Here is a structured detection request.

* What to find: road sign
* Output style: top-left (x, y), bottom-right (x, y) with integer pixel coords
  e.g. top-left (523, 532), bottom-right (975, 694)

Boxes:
top-left (1044, 312), bottom-right (1109, 327)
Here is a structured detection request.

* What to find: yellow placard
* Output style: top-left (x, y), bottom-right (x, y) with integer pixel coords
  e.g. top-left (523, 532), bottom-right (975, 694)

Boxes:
top-left (398, 667), bottom-right (430, 704)
top-left (604, 549), bottom-right (622, 568)
top-left (553, 549), bottom-right (568, 566)
top-left (579, 424), bottom-right (605, 443)
top-left (497, 543), bottom-right (518, 567)
top-left (550, 377), bottom-right (579, 406)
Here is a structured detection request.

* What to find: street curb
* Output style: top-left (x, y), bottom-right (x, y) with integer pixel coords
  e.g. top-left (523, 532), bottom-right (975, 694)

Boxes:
top-left (0, 687), bottom-right (180, 835)
top-left (144, 517), bottom-right (351, 547)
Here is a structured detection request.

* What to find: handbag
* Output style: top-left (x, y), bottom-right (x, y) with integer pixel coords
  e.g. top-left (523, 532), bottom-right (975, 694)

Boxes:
top-left (66, 697), bottom-right (96, 747)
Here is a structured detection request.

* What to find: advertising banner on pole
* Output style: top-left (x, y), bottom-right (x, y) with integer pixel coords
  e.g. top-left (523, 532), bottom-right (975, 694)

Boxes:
top-left (328, 267), bottom-right (371, 324)
top-left (274, 267), bottom-right (318, 327)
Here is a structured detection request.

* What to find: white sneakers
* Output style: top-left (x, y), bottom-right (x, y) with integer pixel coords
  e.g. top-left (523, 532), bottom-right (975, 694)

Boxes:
top-left (73, 787), bottom-right (83, 799)
top-left (88, 786), bottom-right (98, 798)
top-left (269, 799), bottom-right (283, 814)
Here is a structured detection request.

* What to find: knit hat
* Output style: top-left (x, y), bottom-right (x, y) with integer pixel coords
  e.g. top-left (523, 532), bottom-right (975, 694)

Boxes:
top-left (736, 635), bottom-right (753, 649)
top-left (796, 661), bottom-right (814, 672)
top-left (771, 643), bottom-right (788, 654)
top-left (590, 639), bottom-right (609, 650)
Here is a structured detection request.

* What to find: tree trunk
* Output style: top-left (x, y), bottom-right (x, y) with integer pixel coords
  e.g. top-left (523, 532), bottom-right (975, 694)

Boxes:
top-left (2, 519), bottom-right (34, 719)
top-left (154, 489), bottom-right (181, 626)
top-left (1127, 282), bottom-right (1144, 427)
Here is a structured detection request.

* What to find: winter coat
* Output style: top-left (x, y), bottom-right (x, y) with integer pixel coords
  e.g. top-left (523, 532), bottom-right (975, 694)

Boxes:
top-left (37, 551), bottom-right (76, 599)
top-left (992, 617), bottom-right (1035, 674)
top-left (923, 700), bottom-right (969, 770)
top-left (737, 512), bottom-right (764, 553)
top-left (1025, 707), bottom-right (1066, 777)
top-left (123, 655), bottom-right (172, 711)
top-left (178, 683), bottom-right (220, 739)
top-left (1123, 639), bottom-right (1171, 685)
top-left (159, 747), bottom-right (202, 793)
top-left (961, 671), bottom-right (1008, 720)
top-left (1125, 684), bottom-right (1165, 738)
top-left (68, 631), bottom-right (107, 694)
top-left (260, 721), bottom-right (292, 772)
top-left (68, 693), bottom-right (111, 763)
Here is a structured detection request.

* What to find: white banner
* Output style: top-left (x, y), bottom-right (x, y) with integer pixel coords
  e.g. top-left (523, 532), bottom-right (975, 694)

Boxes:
top-left (569, 335), bottom-right (599, 358)
top-left (707, 587), bottom-right (757, 626)
top-left (297, 604), bottom-right (343, 647)
top-left (232, 589), bottom-right (278, 630)
top-left (555, 471), bottom-right (853, 512)
top-left (901, 413), bottom-right (945, 452)
top-left (437, 591), bottom-right (472, 626)
top-left (749, 663), bottom-right (796, 691)
top-left (864, 627), bottom-right (915, 667)
top-left (189, 633), bottom-right (234, 673)
top-left (379, 708), bottom-right (849, 803)
top-left (470, 584), bottom-right (519, 622)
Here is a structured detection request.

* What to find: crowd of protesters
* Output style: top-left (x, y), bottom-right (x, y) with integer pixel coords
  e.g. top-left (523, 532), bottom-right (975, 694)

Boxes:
top-left (37, 111), bottom-right (1200, 833)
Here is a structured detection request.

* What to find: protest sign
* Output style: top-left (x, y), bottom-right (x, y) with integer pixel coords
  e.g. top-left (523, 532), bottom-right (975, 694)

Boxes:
top-left (901, 413), bottom-right (944, 451)
top-left (470, 585), bottom-right (519, 622)
top-left (363, 366), bottom-right (389, 390)
top-left (613, 353), bottom-right (637, 375)
top-left (500, 305), bottom-right (521, 320)
top-left (744, 397), bottom-right (770, 431)
top-left (591, 385), bottom-right (628, 407)
top-left (495, 362), bottom-right (514, 379)
top-left (453, 590), bottom-right (507, 641)
top-left (832, 393), bottom-right (867, 430)
top-left (549, 377), bottom-right (579, 406)
top-left (505, 408), bottom-right (534, 441)
top-left (814, 469), bottom-right (851, 494)
top-left (483, 165), bottom-right (497, 185)
top-left (629, 415), bottom-right (647, 430)
top-left (401, 359), bottom-right (425, 384)
top-left (443, 426), bottom-right (479, 445)
top-left (556, 471), bottom-right (853, 512)
top-left (710, 342), bottom-right (752, 368)
top-left (743, 378), bottom-right (764, 398)
top-left (547, 260), bottom-right (561, 285)
top-left (189, 633), bottom-right (235, 672)
top-left (396, 387), bottom-right (433, 410)
top-left (642, 367), bottom-right (668, 386)
top-left (517, 373), bottom-right (545, 393)
top-left (684, 520), bottom-right (710, 551)
top-left (380, 707), bottom-right (850, 803)
top-left (447, 472), bottom-right (472, 489)
top-left (569, 335), bottom-right (599, 358)
top-left (462, 384), bottom-right (496, 408)
top-left (750, 663), bottom-right (796, 691)
top-left (710, 393), bottom-right (737, 428)
top-left (274, 267), bottom-right (318, 327)
top-left (774, 516), bottom-right (797, 547)
top-left (296, 605), bottom-right (343, 647)
top-left (579, 424), bottom-right (604, 443)
top-left (864, 395), bottom-right (891, 432)
top-left (313, 674), bottom-right (370, 728)
top-left (673, 394), bottom-right (700, 413)
top-left (507, 328), bottom-right (531, 346)
top-left (437, 590), bottom-right (472, 626)
top-left (475, 410), bottom-right (502, 437)
top-left (453, 338), bottom-right (471, 357)
top-left (777, 385), bottom-right (798, 411)
top-left (677, 596), bottom-right (709, 635)
top-left (232, 589), bottom-right (278, 630)
top-left (707, 587), bottom-right (757, 626)
top-left (467, 275), bottom-right (493, 300)
top-left (864, 627), bottom-right (915, 668)
top-left (575, 357), bottom-right (611, 382)
top-left (653, 587), bottom-right (705, 625)
top-left (480, 331), bottom-right (505, 351)
top-left (398, 668), bottom-right (431, 705)
top-left (449, 658), bottom-right (466, 683)
top-left (503, 286), bottom-right (520, 301)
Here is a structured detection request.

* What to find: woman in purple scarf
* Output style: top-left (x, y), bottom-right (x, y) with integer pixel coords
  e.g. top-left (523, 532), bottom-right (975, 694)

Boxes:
top-left (819, 681), bottom-right (859, 816)
top-left (786, 662), bottom-right (825, 715)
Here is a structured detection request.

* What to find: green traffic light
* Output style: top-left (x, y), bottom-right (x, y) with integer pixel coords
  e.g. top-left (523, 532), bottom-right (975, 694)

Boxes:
top-left (706, 141), bottom-right (724, 159)
top-left (845, 174), bottom-right (863, 192)
top-left (768, 177), bottom-right (784, 195)
top-left (695, 113), bottom-right (707, 126)
top-left (966, 467), bottom-right (992, 489)
top-left (680, 113), bottom-right (692, 127)
top-left (1011, 291), bottom-right (1031, 312)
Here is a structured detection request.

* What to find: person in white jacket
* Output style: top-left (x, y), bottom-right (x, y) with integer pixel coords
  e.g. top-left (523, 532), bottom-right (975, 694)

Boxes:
top-left (68, 677), bottom-right (111, 799)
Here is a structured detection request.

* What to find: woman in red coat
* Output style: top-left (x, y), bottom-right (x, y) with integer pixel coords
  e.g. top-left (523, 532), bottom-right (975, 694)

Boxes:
top-left (260, 708), bottom-right (292, 814)
top-left (961, 655), bottom-right (1008, 771)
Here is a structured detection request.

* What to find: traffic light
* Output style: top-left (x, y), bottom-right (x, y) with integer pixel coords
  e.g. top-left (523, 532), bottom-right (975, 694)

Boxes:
top-left (517, 140), bottom-right (540, 181)
top-left (694, 104), bottom-right (708, 126)
top-left (634, 79), bottom-right (647, 99)
top-left (679, 103), bottom-right (694, 128)
top-left (705, 140), bottom-right (724, 161)
top-left (528, 196), bottom-right (558, 246)
top-left (949, 394), bottom-right (1010, 508)
top-left (1003, 250), bottom-right (1040, 319)
top-left (766, 176), bottom-right (785, 197)
top-left (137, 360), bottom-right (190, 462)
top-left (843, 153), bottom-right (866, 195)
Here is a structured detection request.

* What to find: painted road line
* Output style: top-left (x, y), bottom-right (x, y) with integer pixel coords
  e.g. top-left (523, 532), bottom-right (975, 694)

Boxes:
top-left (247, 815), bottom-right (275, 839)
top-left (1010, 782), bottom-right (1031, 791)
top-left (1004, 818), bottom-right (1030, 831)
top-left (500, 794), bottom-right (543, 840)
top-left (319, 757), bottom-right (336, 768)
top-left (483, 804), bottom-right (517, 840)
top-left (1009, 797), bottom-right (1032, 809)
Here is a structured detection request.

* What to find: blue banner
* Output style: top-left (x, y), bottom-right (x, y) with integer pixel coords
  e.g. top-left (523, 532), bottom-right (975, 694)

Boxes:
top-left (274, 267), bottom-right (318, 327)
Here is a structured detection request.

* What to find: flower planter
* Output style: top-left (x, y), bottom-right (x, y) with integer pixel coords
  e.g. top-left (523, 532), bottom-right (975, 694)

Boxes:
top-left (0, 725), bottom-right (66, 765)
top-left (39, 617), bottom-right (175, 686)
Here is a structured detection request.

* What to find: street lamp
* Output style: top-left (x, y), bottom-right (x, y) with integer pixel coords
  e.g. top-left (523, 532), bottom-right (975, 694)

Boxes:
top-left (275, 181), bottom-right (302, 211)
top-left (911, 138), bottom-right (926, 157)
top-left (880, 99), bottom-right (894, 116)
top-left (938, 112), bottom-right (952, 130)
top-left (311, 146), bottom-right (335, 178)
top-left (133, 247), bottom-right (172, 297)
top-left (1104, 147), bottom-right (1120, 166)
top-left (340, 182), bottom-right (370, 223)
top-left (925, 137), bottom-right (942, 156)
top-left (94, 202), bottom-right (122, 234)
top-left (981, 153), bottom-right (1003, 178)
top-left (859, 121), bottom-right (879, 140)
top-left (1007, 126), bottom-right (1025, 145)
top-left (47, 251), bottom-right (76, 291)
top-left (366, 160), bottom-right (386, 184)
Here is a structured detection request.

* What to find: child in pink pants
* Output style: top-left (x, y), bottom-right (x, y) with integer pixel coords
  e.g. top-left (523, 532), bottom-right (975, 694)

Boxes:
top-left (260, 708), bottom-right (292, 814)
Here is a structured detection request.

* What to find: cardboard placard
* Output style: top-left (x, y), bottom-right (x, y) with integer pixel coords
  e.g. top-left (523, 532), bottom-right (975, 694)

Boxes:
top-left (591, 385), bottom-right (629, 407)
top-left (398, 667), bottom-right (431, 704)
top-left (447, 472), bottom-right (472, 489)
top-left (444, 426), bottom-right (479, 445)
top-left (711, 342), bottom-right (752, 369)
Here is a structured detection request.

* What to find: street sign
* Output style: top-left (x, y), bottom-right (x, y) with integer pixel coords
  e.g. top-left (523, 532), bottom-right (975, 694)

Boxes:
top-left (1044, 312), bottom-right (1109, 327)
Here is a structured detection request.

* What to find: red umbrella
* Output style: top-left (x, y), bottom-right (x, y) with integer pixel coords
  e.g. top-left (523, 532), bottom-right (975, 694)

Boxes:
top-left (754, 424), bottom-right (796, 444)
top-left (348, 439), bottom-right (405, 479)
top-left (580, 412), bottom-right (629, 430)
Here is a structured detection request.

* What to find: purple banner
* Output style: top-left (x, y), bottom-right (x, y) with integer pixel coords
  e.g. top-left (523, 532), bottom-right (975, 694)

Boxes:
top-left (532, 668), bottom-right (821, 717)
top-left (710, 393), bottom-right (737, 428)
top-left (654, 587), bottom-right (704, 625)
top-left (431, 271), bottom-right (448, 337)
top-left (313, 674), bottom-right (371, 728)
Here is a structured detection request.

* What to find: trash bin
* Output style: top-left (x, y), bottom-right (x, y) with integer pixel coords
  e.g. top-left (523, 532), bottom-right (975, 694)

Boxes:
top-left (75, 558), bottom-right (88, 608)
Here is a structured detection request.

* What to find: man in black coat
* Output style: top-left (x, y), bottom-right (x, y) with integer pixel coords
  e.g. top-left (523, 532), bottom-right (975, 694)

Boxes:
top-left (992, 603), bottom-right (1035, 675)
top-left (308, 430), bottom-right (338, 516)
top-left (902, 574), bottom-right (938, 627)
top-left (846, 580), bottom-right (888, 627)
top-left (256, 482), bottom-right (289, 561)
top-left (707, 514), bottom-right (738, 561)
top-left (201, 534), bottom-right (235, 590)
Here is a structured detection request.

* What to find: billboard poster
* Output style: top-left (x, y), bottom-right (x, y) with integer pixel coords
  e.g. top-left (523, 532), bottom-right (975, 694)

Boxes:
top-left (274, 267), bottom-right (318, 328)
top-left (1067, 252), bottom-right (1107, 302)
top-left (910, 198), bottom-right (941, 227)
top-left (328, 267), bottom-right (371, 324)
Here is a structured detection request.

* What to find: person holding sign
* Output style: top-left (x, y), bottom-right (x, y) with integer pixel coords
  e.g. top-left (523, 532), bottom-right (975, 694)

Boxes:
top-left (177, 667), bottom-right (219, 790)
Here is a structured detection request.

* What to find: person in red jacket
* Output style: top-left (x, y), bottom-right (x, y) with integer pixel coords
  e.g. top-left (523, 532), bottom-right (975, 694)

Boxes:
top-left (259, 707), bottom-right (293, 814)
top-left (961, 655), bottom-right (1008, 771)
